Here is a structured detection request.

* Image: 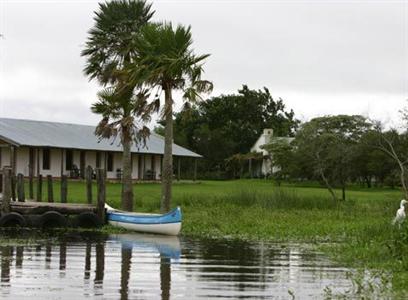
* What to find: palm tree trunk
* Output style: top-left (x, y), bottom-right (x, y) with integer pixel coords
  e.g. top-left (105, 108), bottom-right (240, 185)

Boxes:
top-left (161, 87), bottom-right (173, 213)
top-left (122, 130), bottom-right (134, 211)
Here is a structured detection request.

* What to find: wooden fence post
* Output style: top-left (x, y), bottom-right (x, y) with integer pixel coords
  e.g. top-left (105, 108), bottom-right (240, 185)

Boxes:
top-left (36, 175), bottom-right (42, 202)
top-left (11, 175), bottom-right (16, 202)
top-left (61, 175), bottom-right (67, 203)
top-left (29, 173), bottom-right (34, 199)
top-left (1, 167), bottom-right (11, 214)
top-left (96, 169), bottom-right (106, 223)
top-left (47, 175), bottom-right (54, 203)
top-left (17, 173), bottom-right (25, 202)
top-left (86, 166), bottom-right (93, 204)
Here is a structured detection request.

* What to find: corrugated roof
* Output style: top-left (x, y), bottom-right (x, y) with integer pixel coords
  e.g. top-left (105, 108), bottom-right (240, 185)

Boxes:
top-left (0, 118), bottom-right (201, 158)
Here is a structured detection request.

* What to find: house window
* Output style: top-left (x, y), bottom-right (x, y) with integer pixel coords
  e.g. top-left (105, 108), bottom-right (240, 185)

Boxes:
top-left (107, 152), bottom-right (113, 172)
top-left (66, 150), bottom-right (73, 170)
top-left (43, 149), bottom-right (50, 170)
top-left (96, 152), bottom-right (101, 168)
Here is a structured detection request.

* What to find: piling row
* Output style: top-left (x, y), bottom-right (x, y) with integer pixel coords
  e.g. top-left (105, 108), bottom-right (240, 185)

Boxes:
top-left (0, 166), bottom-right (107, 228)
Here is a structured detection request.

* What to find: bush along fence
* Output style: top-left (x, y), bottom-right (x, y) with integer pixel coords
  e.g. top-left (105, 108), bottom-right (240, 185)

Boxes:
top-left (0, 166), bottom-right (106, 229)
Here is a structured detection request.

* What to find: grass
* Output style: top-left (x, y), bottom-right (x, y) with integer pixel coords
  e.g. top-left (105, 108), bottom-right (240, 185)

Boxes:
top-left (22, 179), bottom-right (408, 295)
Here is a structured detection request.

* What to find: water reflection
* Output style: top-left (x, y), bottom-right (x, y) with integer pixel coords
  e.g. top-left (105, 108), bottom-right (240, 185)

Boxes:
top-left (0, 230), bottom-right (365, 299)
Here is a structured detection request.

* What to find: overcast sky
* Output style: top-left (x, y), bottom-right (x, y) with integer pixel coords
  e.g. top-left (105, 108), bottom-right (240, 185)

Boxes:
top-left (0, 0), bottom-right (407, 128)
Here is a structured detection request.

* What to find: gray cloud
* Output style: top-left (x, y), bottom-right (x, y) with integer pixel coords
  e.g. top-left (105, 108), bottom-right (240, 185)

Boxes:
top-left (0, 0), bottom-right (406, 126)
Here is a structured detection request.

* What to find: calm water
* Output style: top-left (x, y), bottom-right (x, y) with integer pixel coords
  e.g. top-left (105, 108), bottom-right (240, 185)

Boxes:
top-left (0, 230), bottom-right (354, 299)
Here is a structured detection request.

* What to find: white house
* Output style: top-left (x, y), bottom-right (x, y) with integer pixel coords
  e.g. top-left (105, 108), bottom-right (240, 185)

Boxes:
top-left (250, 129), bottom-right (294, 177)
top-left (0, 118), bottom-right (201, 180)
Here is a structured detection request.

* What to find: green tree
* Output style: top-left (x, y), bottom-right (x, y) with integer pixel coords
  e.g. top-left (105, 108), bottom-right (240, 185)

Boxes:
top-left (172, 85), bottom-right (299, 177)
top-left (293, 115), bottom-right (372, 200)
top-left (133, 23), bottom-right (212, 212)
top-left (82, 0), bottom-right (154, 211)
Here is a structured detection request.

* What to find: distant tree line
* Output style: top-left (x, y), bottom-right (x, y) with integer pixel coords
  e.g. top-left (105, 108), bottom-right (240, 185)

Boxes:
top-left (264, 114), bottom-right (408, 200)
top-left (161, 83), bottom-right (408, 201)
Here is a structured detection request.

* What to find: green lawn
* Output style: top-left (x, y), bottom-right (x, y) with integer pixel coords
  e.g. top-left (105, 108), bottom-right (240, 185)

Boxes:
top-left (23, 179), bottom-right (408, 295)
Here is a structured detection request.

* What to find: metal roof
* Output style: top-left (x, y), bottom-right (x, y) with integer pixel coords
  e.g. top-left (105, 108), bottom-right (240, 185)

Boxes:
top-left (0, 118), bottom-right (201, 158)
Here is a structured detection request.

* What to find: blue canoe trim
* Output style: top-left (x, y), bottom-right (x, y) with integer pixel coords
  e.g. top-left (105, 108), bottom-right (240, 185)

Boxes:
top-left (107, 207), bottom-right (182, 225)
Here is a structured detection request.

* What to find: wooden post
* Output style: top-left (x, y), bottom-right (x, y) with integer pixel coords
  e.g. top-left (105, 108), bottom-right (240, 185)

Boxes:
top-left (36, 148), bottom-right (40, 177)
top-left (9, 145), bottom-right (15, 176)
top-left (177, 157), bottom-right (181, 181)
top-left (29, 147), bottom-right (34, 199)
top-left (36, 174), bottom-right (43, 202)
top-left (47, 175), bottom-right (54, 203)
top-left (61, 175), bottom-right (67, 203)
top-left (193, 159), bottom-right (197, 182)
top-left (1, 167), bottom-right (11, 213)
top-left (29, 173), bottom-right (34, 199)
top-left (60, 149), bottom-right (64, 178)
top-left (17, 173), bottom-right (25, 202)
top-left (11, 175), bottom-right (16, 201)
top-left (86, 165), bottom-right (93, 204)
top-left (96, 169), bottom-right (106, 223)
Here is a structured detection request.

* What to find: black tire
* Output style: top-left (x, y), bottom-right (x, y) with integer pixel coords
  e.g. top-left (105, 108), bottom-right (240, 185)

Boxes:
top-left (38, 211), bottom-right (67, 228)
top-left (0, 212), bottom-right (27, 227)
top-left (75, 212), bottom-right (102, 228)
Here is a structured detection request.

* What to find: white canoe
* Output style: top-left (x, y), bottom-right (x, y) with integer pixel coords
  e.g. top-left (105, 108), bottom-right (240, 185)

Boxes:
top-left (105, 204), bottom-right (182, 236)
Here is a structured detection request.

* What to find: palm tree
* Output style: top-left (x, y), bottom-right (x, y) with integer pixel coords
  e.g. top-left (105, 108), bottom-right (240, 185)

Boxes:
top-left (91, 87), bottom-right (154, 210)
top-left (132, 23), bottom-right (213, 212)
top-left (82, 0), bottom-right (154, 211)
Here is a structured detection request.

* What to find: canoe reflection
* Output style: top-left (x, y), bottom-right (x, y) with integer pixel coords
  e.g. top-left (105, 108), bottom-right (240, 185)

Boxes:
top-left (110, 233), bottom-right (181, 259)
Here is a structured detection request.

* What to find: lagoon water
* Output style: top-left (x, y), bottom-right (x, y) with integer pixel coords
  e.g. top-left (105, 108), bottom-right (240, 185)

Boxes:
top-left (0, 231), bottom-right (354, 299)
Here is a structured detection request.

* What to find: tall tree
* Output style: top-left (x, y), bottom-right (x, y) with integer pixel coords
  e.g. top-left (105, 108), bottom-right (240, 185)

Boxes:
top-left (133, 23), bottom-right (212, 212)
top-left (82, 0), bottom-right (154, 211)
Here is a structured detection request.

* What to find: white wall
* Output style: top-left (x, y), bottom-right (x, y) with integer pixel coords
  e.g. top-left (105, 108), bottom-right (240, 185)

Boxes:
top-left (0, 147), bottom-right (11, 169)
top-left (15, 147), bottom-right (29, 176)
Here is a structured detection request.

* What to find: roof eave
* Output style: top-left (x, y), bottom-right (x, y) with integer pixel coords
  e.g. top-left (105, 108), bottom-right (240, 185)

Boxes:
top-left (0, 134), bottom-right (20, 146)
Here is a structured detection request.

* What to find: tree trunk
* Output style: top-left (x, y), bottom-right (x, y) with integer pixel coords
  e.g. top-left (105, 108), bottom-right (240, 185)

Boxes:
top-left (122, 130), bottom-right (134, 211)
top-left (342, 184), bottom-right (346, 201)
top-left (161, 87), bottom-right (173, 213)
top-left (318, 167), bottom-right (337, 201)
